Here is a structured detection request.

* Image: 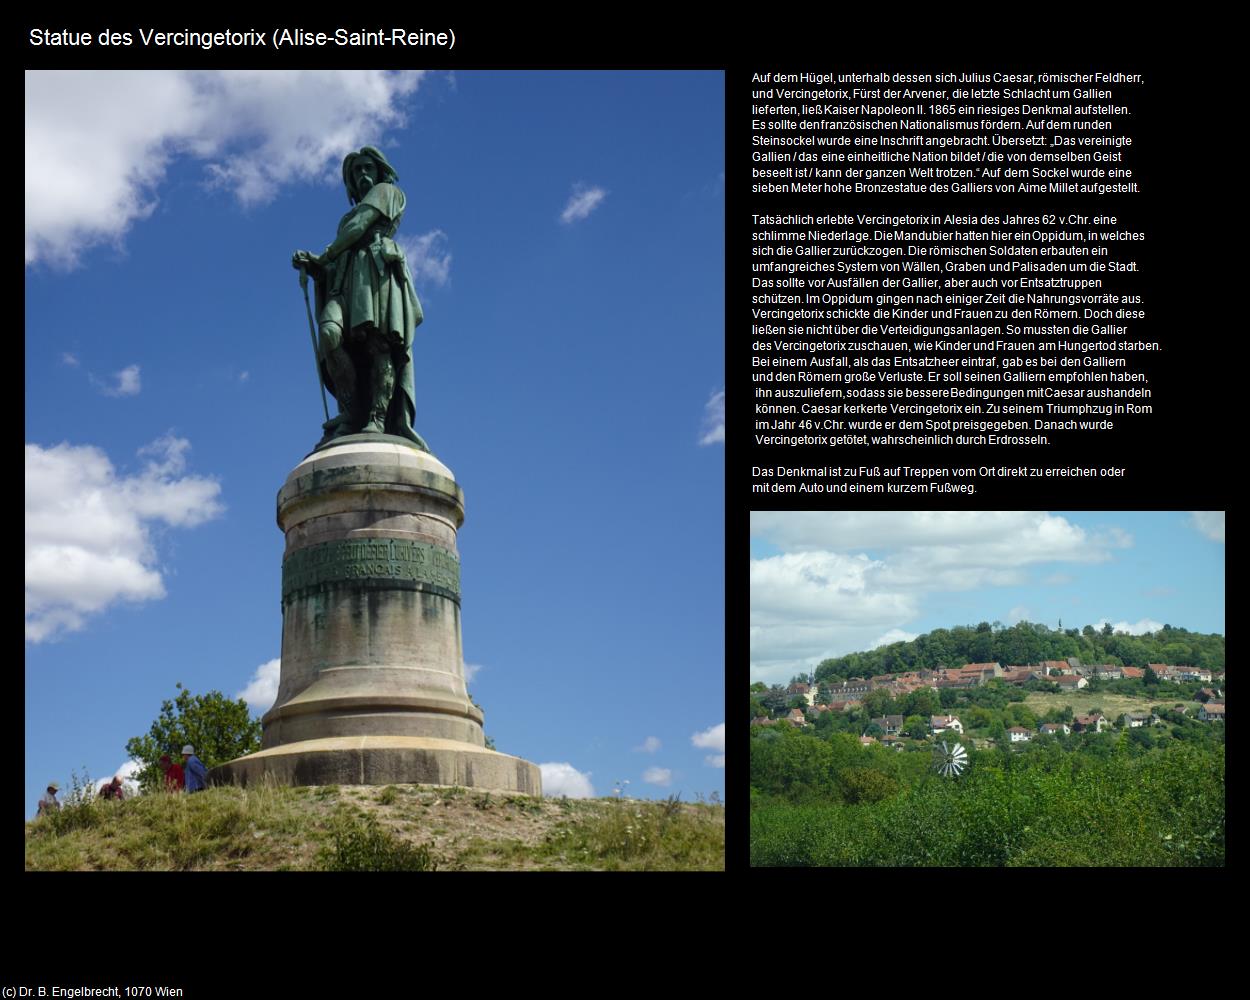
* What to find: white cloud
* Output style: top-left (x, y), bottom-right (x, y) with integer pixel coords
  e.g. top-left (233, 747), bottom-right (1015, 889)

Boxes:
top-left (400, 229), bottom-right (452, 287)
top-left (560, 183), bottom-right (607, 224)
top-left (463, 662), bottom-right (483, 685)
top-left (26, 70), bottom-right (424, 266)
top-left (239, 371), bottom-right (250, 383)
top-left (871, 628), bottom-right (918, 649)
top-left (1007, 605), bottom-right (1032, 624)
top-left (642, 767), bottom-right (672, 787)
top-left (691, 723), bottom-right (724, 767)
top-left (1190, 511), bottom-right (1225, 543)
top-left (61, 352), bottom-right (79, 367)
top-left (749, 512), bottom-right (1136, 682)
top-left (237, 658), bottom-right (281, 715)
top-left (633, 736), bottom-right (661, 754)
top-left (538, 762), bottom-right (594, 798)
top-left (97, 364), bottom-right (141, 397)
top-left (699, 389), bottom-right (725, 445)
top-left (1094, 617), bottom-right (1164, 636)
top-left (1044, 573), bottom-right (1075, 585)
top-left (25, 436), bottom-right (224, 642)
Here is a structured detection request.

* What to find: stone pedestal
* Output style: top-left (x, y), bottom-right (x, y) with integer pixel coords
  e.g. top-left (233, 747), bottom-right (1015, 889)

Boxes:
top-left (212, 435), bottom-right (542, 795)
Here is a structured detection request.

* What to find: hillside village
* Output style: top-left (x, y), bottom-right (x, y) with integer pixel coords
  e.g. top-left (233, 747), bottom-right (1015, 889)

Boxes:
top-left (751, 658), bottom-right (1226, 750)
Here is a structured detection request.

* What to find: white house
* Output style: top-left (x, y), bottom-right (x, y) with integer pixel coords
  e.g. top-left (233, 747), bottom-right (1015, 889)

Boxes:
top-left (1007, 726), bottom-right (1033, 743)
top-left (1039, 722), bottom-right (1071, 736)
top-left (929, 714), bottom-right (964, 735)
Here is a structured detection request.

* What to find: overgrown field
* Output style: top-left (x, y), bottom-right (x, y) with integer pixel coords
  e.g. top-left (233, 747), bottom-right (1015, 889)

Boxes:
top-left (1022, 690), bottom-right (1198, 718)
top-left (25, 783), bottom-right (724, 871)
top-left (751, 740), bottom-right (1223, 867)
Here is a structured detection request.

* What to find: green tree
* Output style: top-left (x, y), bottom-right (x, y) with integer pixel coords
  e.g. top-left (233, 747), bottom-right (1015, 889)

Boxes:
top-left (837, 767), bottom-right (899, 804)
top-left (903, 687), bottom-right (940, 718)
top-left (760, 685), bottom-right (789, 715)
top-left (125, 683), bottom-right (262, 790)
top-left (863, 688), bottom-right (895, 718)
top-left (904, 714), bottom-right (928, 739)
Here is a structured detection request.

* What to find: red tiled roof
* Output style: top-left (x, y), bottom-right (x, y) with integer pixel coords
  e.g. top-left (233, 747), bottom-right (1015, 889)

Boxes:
top-left (1120, 667), bottom-right (1145, 678)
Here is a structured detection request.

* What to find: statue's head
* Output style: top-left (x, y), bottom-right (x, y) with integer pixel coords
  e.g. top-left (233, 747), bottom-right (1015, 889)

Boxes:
top-left (343, 146), bottom-right (399, 204)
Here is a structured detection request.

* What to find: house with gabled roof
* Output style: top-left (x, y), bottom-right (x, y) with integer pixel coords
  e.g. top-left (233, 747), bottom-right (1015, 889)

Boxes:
top-left (1120, 712), bottom-right (1152, 728)
top-left (871, 715), bottom-right (905, 736)
top-left (1120, 667), bottom-right (1145, 679)
top-left (1054, 674), bottom-right (1088, 690)
top-left (930, 714), bottom-right (963, 735)
top-left (1199, 703), bottom-right (1225, 722)
top-left (786, 708), bottom-right (808, 727)
top-left (1007, 726), bottom-right (1033, 743)
top-left (1072, 713), bottom-right (1108, 733)
top-left (1039, 722), bottom-right (1071, 736)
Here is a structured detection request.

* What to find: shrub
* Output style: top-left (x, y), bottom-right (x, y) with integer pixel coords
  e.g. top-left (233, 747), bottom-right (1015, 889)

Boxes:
top-left (318, 813), bottom-right (437, 871)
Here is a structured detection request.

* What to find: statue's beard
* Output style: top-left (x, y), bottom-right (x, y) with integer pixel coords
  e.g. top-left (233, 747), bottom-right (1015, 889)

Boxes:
top-left (357, 177), bottom-right (374, 197)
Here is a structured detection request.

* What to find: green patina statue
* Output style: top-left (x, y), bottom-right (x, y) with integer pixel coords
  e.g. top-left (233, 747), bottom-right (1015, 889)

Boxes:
top-left (292, 146), bottom-right (429, 450)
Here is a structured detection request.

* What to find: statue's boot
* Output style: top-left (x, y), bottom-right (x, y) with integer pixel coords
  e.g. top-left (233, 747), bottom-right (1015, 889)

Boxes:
top-left (323, 347), bottom-right (359, 438)
top-left (363, 350), bottom-right (395, 435)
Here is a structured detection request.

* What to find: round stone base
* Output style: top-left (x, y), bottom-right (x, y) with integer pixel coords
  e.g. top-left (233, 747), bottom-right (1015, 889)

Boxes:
top-left (210, 736), bottom-right (542, 795)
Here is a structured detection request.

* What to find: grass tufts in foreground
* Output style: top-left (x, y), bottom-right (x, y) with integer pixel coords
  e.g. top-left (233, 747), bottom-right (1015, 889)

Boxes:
top-left (26, 784), bottom-right (724, 871)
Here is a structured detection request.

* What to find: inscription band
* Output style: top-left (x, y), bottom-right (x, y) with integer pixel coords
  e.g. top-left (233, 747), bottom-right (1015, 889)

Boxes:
top-left (283, 537), bottom-right (460, 601)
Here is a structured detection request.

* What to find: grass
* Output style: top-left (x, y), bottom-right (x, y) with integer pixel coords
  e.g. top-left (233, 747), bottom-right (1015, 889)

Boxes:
top-left (752, 742), bottom-right (1223, 867)
top-left (1023, 690), bottom-right (1198, 718)
top-left (25, 784), bottom-right (724, 871)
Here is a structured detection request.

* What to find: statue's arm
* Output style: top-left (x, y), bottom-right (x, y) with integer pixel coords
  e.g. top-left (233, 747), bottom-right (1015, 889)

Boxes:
top-left (321, 205), bottom-right (384, 262)
top-left (291, 205), bottom-right (383, 272)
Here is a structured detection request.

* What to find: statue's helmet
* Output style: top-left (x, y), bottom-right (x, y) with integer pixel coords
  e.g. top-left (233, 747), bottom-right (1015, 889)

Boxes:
top-left (342, 146), bottom-right (399, 204)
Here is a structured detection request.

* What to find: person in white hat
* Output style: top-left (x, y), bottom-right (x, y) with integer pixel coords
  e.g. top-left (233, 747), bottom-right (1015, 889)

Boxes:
top-left (37, 782), bottom-right (61, 817)
top-left (181, 745), bottom-right (209, 793)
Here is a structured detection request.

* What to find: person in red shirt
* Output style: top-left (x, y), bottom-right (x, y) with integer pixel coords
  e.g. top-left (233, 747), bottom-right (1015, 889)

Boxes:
top-left (159, 753), bottom-right (185, 792)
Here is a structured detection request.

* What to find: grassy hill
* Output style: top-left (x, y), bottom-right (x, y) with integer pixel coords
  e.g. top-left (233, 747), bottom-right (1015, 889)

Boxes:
top-left (25, 783), bottom-right (724, 871)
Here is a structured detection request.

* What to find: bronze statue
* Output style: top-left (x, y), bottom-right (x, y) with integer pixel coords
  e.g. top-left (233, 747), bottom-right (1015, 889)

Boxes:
top-left (292, 146), bottom-right (428, 450)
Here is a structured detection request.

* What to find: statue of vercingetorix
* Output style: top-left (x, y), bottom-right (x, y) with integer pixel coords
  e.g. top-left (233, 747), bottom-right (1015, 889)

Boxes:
top-left (292, 146), bottom-right (429, 450)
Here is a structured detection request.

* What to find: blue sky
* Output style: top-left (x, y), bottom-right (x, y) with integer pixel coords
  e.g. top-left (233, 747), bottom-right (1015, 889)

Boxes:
top-left (750, 511), bottom-right (1225, 684)
top-left (25, 70), bottom-right (725, 813)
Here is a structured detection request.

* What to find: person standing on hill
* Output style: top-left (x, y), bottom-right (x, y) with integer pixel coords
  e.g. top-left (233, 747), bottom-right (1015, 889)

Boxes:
top-left (182, 745), bottom-right (208, 793)
top-left (159, 753), bottom-right (185, 792)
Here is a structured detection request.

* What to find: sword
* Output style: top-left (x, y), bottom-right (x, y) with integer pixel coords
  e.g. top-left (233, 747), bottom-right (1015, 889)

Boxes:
top-left (298, 264), bottom-right (331, 423)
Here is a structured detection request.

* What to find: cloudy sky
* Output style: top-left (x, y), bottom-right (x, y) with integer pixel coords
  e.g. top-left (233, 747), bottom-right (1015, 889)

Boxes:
top-left (750, 511), bottom-right (1225, 684)
top-left (25, 70), bottom-right (724, 811)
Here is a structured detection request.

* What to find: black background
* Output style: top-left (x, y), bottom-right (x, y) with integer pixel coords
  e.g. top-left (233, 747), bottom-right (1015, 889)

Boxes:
top-left (21, 14), bottom-right (1229, 973)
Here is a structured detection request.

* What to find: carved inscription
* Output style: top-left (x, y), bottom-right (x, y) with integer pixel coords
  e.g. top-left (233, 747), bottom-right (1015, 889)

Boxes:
top-left (283, 538), bottom-right (460, 600)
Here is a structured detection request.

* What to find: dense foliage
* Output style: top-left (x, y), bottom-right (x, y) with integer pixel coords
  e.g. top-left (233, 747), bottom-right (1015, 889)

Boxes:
top-left (812, 621), bottom-right (1224, 682)
top-left (125, 683), bottom-right (262, 789)
top-left (751, 737), bottom-right (1224, 867)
